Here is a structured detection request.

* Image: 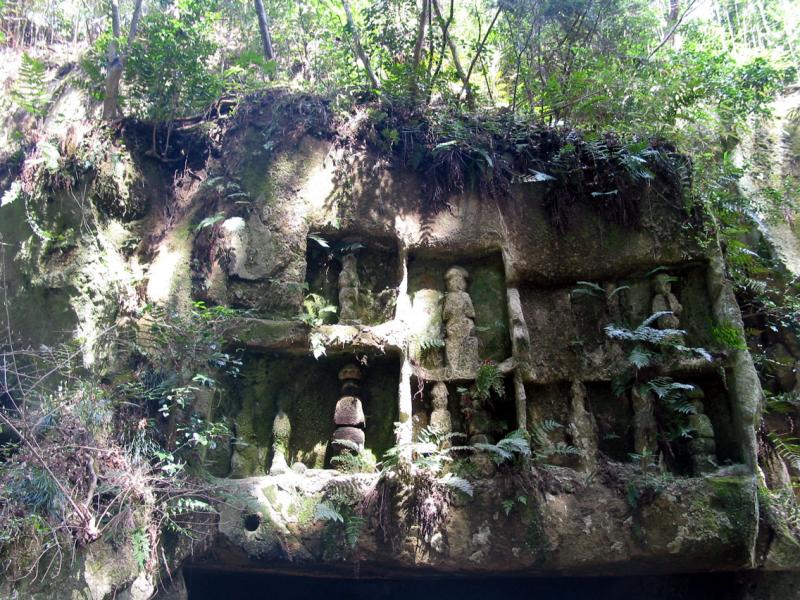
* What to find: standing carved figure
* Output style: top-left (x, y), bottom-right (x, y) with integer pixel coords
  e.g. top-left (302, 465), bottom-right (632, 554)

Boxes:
top-left (687, 387), bottom-right (717, 475)
top-left (651, 273), bottom-right (683, 330)
top-left (429, 382), bottom-right (452, 436)
top-left (332, 363), bottom-right (365, 459)
top-left (338, 253), bottom-right (360, 323)
top-left (442, 266), bottom-right (480, 376)
top-left (269, 410), bottom-right (291, 474)
top-left (631, 385), bottom-right (657, 458)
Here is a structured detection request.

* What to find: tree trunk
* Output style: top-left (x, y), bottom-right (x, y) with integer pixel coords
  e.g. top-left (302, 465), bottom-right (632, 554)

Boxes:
top-left (431, 0), bottom-right (472, 106)
top-left (101, 0), bottom-right (122, 120)
top-left (461, 6), bottom-right (501, 106)
top-left (102, 0), bottom-right (144, 121)
top-left (410, 0), bottom-right (429, 98)
top-left (254, 0), bottom-right (275, 66)
top-left (341, 0), bottom-right (380, 90)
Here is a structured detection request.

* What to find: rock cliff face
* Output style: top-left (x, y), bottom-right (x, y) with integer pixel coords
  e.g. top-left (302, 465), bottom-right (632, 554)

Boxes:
top-left (1, 89), bottom-right (799, 599)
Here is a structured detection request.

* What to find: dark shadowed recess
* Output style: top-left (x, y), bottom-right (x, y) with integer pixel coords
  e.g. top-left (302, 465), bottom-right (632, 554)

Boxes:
top-left (184, 568), bottom-right (762, 600)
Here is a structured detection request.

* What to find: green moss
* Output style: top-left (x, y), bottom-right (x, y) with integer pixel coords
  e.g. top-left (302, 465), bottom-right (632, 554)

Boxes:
top-left (470, 262), bottom-right (511, 361)
top-left (295, 494), bottom-right (322, 525)
top-left (709, 476), bottom-right (754, 537)
top-left (521, 500), bottom-right (551, 563)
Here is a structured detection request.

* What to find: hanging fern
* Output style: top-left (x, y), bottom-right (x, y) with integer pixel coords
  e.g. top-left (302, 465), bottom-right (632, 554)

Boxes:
top-left (473, 361), bottom-right (505, 404)
top-left (439, 473), bottom-right (474, 497)
top-left (474, 429), bottom-right (532, 465)
top-left (528, 421), bottom-right (581, 462)
top-left (313, 501), bottom-right (344, 523)
top-left (768, 432), bottom-right (800, 471)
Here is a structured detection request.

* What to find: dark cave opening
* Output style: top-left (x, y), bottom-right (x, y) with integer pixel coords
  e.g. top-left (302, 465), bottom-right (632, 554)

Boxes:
top-left (183, 568), bottom-right (760, 600)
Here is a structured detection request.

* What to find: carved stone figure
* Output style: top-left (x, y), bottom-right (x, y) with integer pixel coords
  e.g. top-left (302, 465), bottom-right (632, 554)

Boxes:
top-left (442, 266), bottom-right (480, 375)
top-left (429, 382), bottom-right (452, 436)
top-left (332, 363), bottom-right (365, 458)
top-left (569, 381), bottom-right (598, 471)
top-left (338, 253), bottom-right (360, 323)
top-left (269, 410), bottom-right (291, 475)
top-left (687, 387), bottom-right (717, 475)
top-left (651, 273), bottom-right (682, 330)
top-left (631, 385), bottom-right (657, 458)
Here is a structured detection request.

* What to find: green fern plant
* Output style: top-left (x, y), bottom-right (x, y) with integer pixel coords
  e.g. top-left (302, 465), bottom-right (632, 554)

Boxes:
top-left (472, 361), bottom-right (505, 404)
top-left (528, 421), bottom-right (582, 463)
top-left (299, 293), bottom-right (337, 327)
top-left (768, 431), bottom-right (800, 471)
top-left (571, 281), bottom-right (629, 300)
top-left (12, 52), bottom-right (49, 117)
top-left (416, 335), bottom-right (445, 365)
top-left (605, 312), bottom-right (712, 366)
top-left (474, 429), bottom-right (533, 465)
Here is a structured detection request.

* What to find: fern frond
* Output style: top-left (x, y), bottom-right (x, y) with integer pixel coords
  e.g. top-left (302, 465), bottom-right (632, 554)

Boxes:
top-left (629, 346), bottom-right (653, 369)
top-left (439, 473), bottom-right (474, 497)
top-left (314, 501), bottom-right (344, 523)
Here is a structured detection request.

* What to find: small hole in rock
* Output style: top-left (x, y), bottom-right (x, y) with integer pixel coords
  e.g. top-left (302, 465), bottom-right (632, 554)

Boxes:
top-left (243, 513), bottom-right (261, 532)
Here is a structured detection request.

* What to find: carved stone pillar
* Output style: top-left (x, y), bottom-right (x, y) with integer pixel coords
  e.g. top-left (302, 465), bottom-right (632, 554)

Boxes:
top-left (338, 253), bottom-right (360, 323)
top-left (429, 381), bottom-right (452, 437)
top-left (632, 385), bottom-right (657, 457)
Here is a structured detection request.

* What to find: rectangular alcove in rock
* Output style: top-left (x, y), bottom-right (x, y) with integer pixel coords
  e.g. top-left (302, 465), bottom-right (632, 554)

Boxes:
top-left (585, 371), bottom-right (742, 475)
top-left (407, 251), bottom-right (511, 366)
top-left (520, 262), bottom-right (720, 383)
top-left (304, 233), bottom-right (401, 325)
top-left (411, 376), bottom-right (516, 444)
top-left (587, 382), bottom-right (634, 462)
top-left (213, 351), bottom-right (400, 477)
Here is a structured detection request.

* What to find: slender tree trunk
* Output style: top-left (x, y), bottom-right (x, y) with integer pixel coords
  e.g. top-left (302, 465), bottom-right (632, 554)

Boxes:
top-left (254, 0), bottom-right (275, 70)
top-left (461, 6), bottom-right (501, 105)
top-left (410, 0), bottom-right (429, 98)
top-left (341, 0), bottom-right (380, 90)
top-left (102, 0), bottom-right (122, 120)
top-left (102, 0), bottom-right (144, 121)
top-left (431, 0), bottom-right (472, 106)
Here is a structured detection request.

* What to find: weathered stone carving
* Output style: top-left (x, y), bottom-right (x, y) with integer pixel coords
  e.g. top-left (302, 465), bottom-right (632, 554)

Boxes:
top-left (429, 381), bottom-right (452, 436)
top-left (569, 381), bottom-right (598, 470)
top-left (332, 363), bottom-right (365, 457)
top-left (651, 272), bottom-right (683, 330)
top-left (269, 410), bottom-right (292, 474)
top-left (338, 253), bottom-right (360, 322)
top-left (687, 386), bottom-right (717, 475)
top-left (632, 385), bottom-right (657, 458)
top-left (443, 266), bottom-right (480, 376)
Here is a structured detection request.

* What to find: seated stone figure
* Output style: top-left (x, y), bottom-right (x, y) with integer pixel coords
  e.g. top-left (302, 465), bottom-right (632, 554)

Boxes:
top-left (442, 266), bottom-right (480, 376)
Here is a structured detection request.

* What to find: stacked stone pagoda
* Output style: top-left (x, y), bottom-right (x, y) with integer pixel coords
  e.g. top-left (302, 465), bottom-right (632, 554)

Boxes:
top-left (332, 363), bottom-right (366, 455)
